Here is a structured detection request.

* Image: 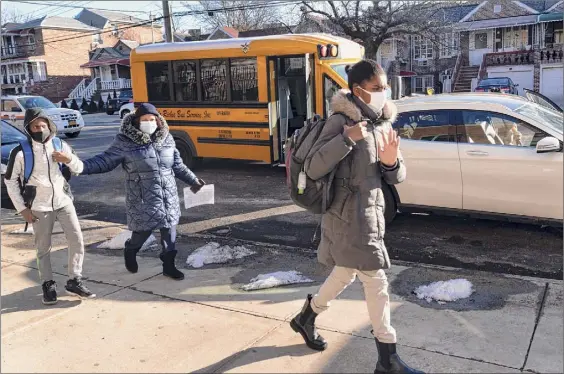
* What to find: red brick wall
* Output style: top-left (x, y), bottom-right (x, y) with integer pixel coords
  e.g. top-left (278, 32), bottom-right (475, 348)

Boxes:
top-left (99, 24), bottom-right (163, 47)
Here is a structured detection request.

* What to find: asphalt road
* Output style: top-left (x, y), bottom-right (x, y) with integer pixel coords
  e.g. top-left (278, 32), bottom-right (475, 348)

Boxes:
top-left (2, 113), bottom-right (562, 279)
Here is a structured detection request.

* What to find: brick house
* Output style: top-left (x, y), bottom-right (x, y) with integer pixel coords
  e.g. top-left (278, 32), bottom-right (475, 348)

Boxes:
top-left (0, 9), bottom-right (163, 104)
top-left (1, 16), bottom-right (98, 102)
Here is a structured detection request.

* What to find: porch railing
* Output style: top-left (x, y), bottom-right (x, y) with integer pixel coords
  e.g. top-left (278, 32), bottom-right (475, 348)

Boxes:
top-left (101, 78), bottom-right (132, 91)
top-left (539, 46), bottom-right (563, 64)
top-left (1, 45), bottom-right (18, 58)
top-left (451, 52), bottom-right (462, 92)
top-left (485, 50), bottom-right (534, 66)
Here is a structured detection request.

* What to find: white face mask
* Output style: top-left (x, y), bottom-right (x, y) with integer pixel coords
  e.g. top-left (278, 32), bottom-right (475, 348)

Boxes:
top-left (139, 120), bottom-right (158, 134)
top-left (360, 87), bottom-right (387, 113)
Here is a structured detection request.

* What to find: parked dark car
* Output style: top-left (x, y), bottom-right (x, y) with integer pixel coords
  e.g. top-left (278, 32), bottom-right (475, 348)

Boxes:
top-left (474, 77), bottom-right (519, 95)
top-left (106, 89), bottom-right (133, 115)
top-left (1, 120), bottom-right (27, 207)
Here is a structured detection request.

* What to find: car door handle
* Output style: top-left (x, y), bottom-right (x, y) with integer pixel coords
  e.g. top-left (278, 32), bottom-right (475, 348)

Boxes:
top-left (466, 150), bottom-right (489, 156)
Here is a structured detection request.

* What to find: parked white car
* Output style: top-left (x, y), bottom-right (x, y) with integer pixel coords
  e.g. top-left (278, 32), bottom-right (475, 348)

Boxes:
top-left (1, 95), bottom-right (85, 138)
top-left (384, 92), bottom-right (563, 225)
top-left (119, 102), bottom-right (134, 119)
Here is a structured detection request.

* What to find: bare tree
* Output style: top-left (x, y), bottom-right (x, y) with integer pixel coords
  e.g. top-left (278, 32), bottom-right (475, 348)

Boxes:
top-left (300, 1), bottom-right (458, 58)
top-left (1, 7), bottom-right (35, 27)
top-left (183, 0), bottom-right (294, 32)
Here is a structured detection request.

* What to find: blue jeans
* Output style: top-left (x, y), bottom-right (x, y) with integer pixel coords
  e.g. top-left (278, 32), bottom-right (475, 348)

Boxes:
top-left (126, 226), bottom-right (176, 253)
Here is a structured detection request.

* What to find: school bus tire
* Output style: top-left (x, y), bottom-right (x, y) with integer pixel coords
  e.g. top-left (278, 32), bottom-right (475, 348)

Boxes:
top-left (176, 140), bottom-right (194, 168)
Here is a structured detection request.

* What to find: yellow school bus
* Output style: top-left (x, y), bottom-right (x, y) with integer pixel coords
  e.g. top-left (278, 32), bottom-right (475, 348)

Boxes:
top-left (129, 33), bottom-right (364, 166)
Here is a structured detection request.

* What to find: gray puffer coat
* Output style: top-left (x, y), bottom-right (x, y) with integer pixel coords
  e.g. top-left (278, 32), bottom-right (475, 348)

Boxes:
top-left (81, 113), bottom-right (198, 232)
top-left (305, 90), bottom-right (406, 271)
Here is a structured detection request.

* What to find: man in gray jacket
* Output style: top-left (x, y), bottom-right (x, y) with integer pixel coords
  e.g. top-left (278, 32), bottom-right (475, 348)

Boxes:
top-left (5, 108), bottom-right (95, 305)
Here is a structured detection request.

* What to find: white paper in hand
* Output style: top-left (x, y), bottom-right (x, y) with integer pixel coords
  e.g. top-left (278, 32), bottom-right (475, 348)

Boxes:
top-left (184, 184), bottom-right (214, 209)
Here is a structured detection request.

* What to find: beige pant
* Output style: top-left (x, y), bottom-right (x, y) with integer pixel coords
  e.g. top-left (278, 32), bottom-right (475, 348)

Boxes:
top-left (311, 266), bottom-right (397, 343)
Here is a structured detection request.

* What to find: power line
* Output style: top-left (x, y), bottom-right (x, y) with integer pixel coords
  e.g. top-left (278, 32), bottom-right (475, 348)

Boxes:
top-left (13, 0), bottom-right (302, 47)
top-left (5, 0), bottom-right (153, 14)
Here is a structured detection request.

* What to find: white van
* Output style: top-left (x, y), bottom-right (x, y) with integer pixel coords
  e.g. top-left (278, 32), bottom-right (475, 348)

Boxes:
top-left (1, 95), bottom-right (85, 138)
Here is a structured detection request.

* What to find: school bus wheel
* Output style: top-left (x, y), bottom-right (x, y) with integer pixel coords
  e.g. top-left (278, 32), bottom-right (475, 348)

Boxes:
top-left (175, 139), bottom-right (194, 168)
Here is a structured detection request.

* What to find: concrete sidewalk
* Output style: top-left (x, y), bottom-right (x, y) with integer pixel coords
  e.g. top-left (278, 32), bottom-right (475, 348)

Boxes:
top-left (1, 220), bottom-right (562, 373)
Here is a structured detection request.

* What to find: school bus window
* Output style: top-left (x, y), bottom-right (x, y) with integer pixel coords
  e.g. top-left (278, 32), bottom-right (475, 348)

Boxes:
top-left (146, 62), bottom-right (172, 101)
top-left (173, 60), bottom-right (198, 102)
top-left (201, 59), bottom-right (228, 102)
top-left (230, 58), bottom-right (258, 102)
top-left (323, 74), bottom-right (341, 117)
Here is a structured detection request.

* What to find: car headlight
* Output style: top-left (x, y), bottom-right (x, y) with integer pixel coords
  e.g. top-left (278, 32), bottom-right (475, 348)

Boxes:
top-left (1, 163), bottom-right (7, 175)
top-left (48, 114), bottom-right (60, 121)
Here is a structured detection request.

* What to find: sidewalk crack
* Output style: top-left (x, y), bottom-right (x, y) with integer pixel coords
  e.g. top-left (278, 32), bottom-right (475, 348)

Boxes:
top-left (520, 282), bottom-right (550, 371)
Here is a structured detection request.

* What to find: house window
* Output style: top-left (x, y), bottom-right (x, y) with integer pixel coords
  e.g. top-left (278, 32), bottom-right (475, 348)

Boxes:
top-left (173, 60), bottom-right (198, 102)
top-left (439, 32), bottom-right (459, 58)
top-left (413, 35), bottom-right (433, 59)
top-left (200, 59), bottom-right (228, 102)
top-left (544, 21), bottom-right (564, 45)
top-left (502, 26), bottom-right (530, 49)
top-left (475, 32), bottom-right (488, 49)
top-left (146, 62), bottom-right (171, 101)
top-left (230, 58), bottom-right (258, 102)
top-left (412, 75), bottom-right (434, 93)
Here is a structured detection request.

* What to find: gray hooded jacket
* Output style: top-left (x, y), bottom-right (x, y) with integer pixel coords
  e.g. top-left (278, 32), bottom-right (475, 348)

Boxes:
top-left (305, 90), bottom-right (406, 270)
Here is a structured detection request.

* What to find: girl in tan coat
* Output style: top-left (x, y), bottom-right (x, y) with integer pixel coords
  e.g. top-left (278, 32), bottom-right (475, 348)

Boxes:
top-left (290, 60), bottom-right (423, 374)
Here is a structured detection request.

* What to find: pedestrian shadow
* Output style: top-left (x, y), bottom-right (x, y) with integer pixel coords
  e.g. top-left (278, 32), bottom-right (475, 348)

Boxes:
top-left (193, 344), bottom-right (318, 373)
top-left (1, 285), bottom-right (81, 315)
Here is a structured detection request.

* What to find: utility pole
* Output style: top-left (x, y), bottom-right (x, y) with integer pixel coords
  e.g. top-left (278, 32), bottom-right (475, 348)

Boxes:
top-left (162, 1), bottom-right (173, 43)
top-left (150, 11), bottom-right (155, 44)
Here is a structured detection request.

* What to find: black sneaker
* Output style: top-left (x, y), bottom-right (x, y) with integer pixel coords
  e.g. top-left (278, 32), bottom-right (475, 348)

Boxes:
top-left (42, 280), bottom-right (57, 305)
top-left (65, 278), bottom-right (96, 299)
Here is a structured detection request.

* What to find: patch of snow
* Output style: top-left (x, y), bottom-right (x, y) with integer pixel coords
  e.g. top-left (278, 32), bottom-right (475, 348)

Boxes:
top-left (216, 229), bottom-right (230, 234)
top-left (10, 226), bottom-right (33, 235)
top-left (414, 279), bottom-right (474, 303)
top-left (241, 271), bottom-right (314, 291)
top-left (97, 230), bottom-right (158, 251)
top-left (186, 242), bottom-right (255, 268)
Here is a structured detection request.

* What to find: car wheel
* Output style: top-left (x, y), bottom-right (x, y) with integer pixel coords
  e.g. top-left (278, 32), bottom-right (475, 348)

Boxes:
top-left (175, 139), bottom-right (194, 169)
top-left (106, 111), bottom-right (115, 115)
top-left (120, 109), bottom-right (130, 119)
top-left (65, 131), bottom-right (80, 138)
top-left (382, 182), bottom-right (397, 224)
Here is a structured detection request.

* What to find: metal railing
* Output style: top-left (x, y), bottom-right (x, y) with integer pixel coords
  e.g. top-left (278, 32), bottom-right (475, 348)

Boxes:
top-left (100, 78), bottom-right (131, 90)
top-left (451, 52), bottom-right (462, 91)
top-left (68, 78), bottom-right (87, 99)
top-left (82, 77), bottom-right (99, 100)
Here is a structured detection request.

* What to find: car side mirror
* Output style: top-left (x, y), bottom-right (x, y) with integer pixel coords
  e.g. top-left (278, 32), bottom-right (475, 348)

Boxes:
top-left (536, 136), bottom-right (561, 153)
top-left (11, 107), bottom-right (21, 112)
top-left (515, 84), bottom-right (519, 87)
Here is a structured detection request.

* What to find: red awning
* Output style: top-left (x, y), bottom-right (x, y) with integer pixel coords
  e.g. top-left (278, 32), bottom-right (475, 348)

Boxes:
top-left (399, 70), bottom-right (417, 77)
top-left (80, 58), bottom-right (130, 69)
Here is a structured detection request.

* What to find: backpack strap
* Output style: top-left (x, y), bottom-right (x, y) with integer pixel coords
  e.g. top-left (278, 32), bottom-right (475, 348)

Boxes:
top-left (19, 140), bottom-right (34, 185)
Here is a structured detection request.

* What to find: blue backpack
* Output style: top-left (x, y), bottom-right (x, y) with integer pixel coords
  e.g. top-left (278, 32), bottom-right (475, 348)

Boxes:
top-left (6, 136), bottom-right (70, 190)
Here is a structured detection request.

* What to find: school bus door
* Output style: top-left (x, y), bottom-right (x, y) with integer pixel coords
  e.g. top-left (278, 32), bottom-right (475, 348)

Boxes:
top-left (268, 58), bottom-right (280, 164)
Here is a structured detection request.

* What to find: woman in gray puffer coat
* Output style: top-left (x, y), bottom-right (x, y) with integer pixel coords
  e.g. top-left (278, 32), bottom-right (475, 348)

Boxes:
top-left (80, 103), bottom-right (205, 280)
top-left (289, 61), bottom-right (423, 374)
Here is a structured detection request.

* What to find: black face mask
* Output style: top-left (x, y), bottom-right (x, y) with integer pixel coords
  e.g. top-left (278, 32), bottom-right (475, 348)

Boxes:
top-left (30, 129), bottom-right (50, 143)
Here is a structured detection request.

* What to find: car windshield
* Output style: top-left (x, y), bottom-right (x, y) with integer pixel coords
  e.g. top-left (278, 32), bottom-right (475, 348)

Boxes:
top-left (17, 96), bottom-right (56, 109)
top-left (479, 78), bottom-right (509, 86)
top-left (119, 90), bottom-right (133, 98)
top-left (514, 103), bottom-right (563, 133)
top-left (1, 121), bottom-right (26, 145)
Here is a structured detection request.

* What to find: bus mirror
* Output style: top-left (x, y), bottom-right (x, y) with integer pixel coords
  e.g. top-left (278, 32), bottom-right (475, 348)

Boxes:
top-left (390, 76), bottom-right (402, 100)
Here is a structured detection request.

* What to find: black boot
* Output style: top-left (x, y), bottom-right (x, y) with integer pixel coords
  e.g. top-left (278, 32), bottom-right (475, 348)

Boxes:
top-left (374, 337), bottom-right (424, 374)
top-left (124, 239), bottom-right (139, 273)
top-left (160, 250), bottom-right (184, 280)
top-left (290, 294), bottom-right (327, 351)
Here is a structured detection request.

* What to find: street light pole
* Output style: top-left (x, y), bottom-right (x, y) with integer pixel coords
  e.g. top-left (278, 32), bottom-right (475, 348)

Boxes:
top-left (162, 1), bottom-right (173, 43)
